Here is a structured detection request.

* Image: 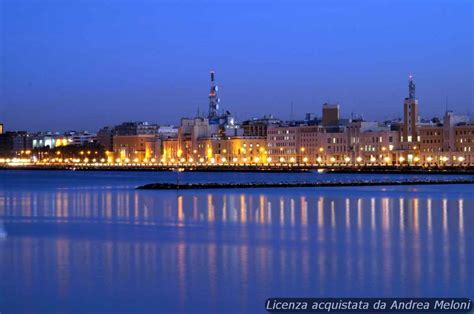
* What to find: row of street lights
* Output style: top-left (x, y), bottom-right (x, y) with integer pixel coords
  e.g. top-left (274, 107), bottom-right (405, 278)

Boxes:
top-left (2, 154), bottom-right (465, 166)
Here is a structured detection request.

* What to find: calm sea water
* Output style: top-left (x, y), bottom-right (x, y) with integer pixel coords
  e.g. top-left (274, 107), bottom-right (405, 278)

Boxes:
top-left (0, 170), bottom-right (472, 313)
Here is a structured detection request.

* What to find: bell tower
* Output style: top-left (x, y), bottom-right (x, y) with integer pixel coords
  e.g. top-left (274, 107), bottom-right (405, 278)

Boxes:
top-left (403, 74), bottom-right (419, 143)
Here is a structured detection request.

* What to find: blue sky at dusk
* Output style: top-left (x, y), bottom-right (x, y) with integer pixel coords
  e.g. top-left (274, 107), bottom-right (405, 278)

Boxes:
top-left (1, 0), bottom-right (472, 132)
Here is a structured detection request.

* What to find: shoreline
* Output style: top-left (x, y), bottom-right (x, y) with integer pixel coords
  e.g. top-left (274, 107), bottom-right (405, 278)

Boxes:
top-left (1, 164), bottom-right (474, 175)
top-left (137, 179), bottom-right (474, 190)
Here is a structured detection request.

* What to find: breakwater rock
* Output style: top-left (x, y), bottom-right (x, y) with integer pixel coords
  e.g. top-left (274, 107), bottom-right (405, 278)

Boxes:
top-left (137, 178), bottom-right (474, 190)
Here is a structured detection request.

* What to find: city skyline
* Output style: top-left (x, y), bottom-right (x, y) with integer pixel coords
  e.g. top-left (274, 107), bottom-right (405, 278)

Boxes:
top-left (1, 2), bottom-right (473, 313)
top-left (1, 72), bottom-right (472, 133)
top-left (1, 0), bottom-right (473, 132)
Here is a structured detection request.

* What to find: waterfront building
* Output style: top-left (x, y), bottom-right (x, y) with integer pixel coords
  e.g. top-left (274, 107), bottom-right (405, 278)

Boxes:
top-left (241, 115), bottom-right (282, 137)
top-left (419, 119), bottom-right (444, 164)
top-left (298, 125), bottom-right (324, 164)
top-left (443, 111), bottom-right (470, 151)
top-left (267, 124), bottom-right (301, 163)
top-left (113, 135), bottom-right (161, 162)
top-left (0, 131), bottom-right (32, 156)
top-left (177, 117), bottom-right (219, 160)
top-left (318, 129), bottom-right (348, 163)
top-left (114, 121), bottom-right (160, 136)
top-left (347, 120), bottom-right (379, 160)
top-left (359, 129), bottom-right (399, 164)
top-left (218, 136), bottom-right (267, 164)
top-left (32, 131), bottom-right (95, 148)
top-left (162, 137), bottom-right (180, 162)
top-left (157, 125), bottom-right (178, 139)
top-left (32, 132), bottom-right (69, 149)
top-left (65, 131), bottom-right (96, 146)
top-left (419, 114), bottom-right (473, 165)
top-left (96, 126), bottom-right (115, 150)
top-left (194, 137), bottom-right (219, 163)
top-left (454, 123), bottom-right (474, 163)
top-left (98, 123), bottom-right (177, 155)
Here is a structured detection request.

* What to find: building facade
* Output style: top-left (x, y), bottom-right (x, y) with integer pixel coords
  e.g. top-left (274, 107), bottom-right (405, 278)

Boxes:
top-left (113, 135), bottom-right (161, 162)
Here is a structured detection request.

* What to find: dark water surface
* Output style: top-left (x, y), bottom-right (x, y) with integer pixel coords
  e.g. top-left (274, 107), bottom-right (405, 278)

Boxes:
top-left (0, 171), bottom-right (472, 313)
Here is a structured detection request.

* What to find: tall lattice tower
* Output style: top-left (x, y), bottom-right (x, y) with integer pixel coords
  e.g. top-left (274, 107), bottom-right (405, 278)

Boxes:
top-left (208, 71), bottom-right (219, 118)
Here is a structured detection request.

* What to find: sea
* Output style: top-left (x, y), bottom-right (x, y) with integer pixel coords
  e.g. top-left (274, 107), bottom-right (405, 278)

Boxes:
top-left (0, 170), bottom-right (472, 313)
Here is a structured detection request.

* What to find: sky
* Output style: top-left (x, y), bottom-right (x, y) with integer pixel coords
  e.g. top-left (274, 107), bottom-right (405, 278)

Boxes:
top-left (1, 0), bottom-right (473, 132)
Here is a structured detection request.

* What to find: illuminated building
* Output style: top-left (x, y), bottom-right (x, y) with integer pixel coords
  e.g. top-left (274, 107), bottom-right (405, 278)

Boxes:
top-left (177, 117), bottom-right (219, 160)
top-left (267, 125), bottom-right (301, 163)
top-left (65, 131), bottom-right (96, 146)
top-left (98, 123), bottom-right (177, 155)
top-left (454, 123), bottom-right (474, 163)
top-left (217, 136), bottom-right (267, 164)
top-left (419, 115), bottom-right (473, 165)
top-left (443, 111), bottom-right (469, 151)
top-left (419, 123), bottom-right (444, 163)
top-left (319, 131), bottom-right (348, 163)
top-left (162, 138), bottom-right (179, 162)
top-left (113, 135), bottom-right (161, 162)
top-left (298, 125), bottom-right (324, 163)
top-left (32, 133), bottom-right (69, 149)
top-left (359, 130), bottom-right (399, 164)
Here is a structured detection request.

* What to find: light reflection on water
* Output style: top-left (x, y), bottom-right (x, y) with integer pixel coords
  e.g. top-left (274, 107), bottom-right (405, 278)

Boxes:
top-left (0, 172), bottom-right (472, 313)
